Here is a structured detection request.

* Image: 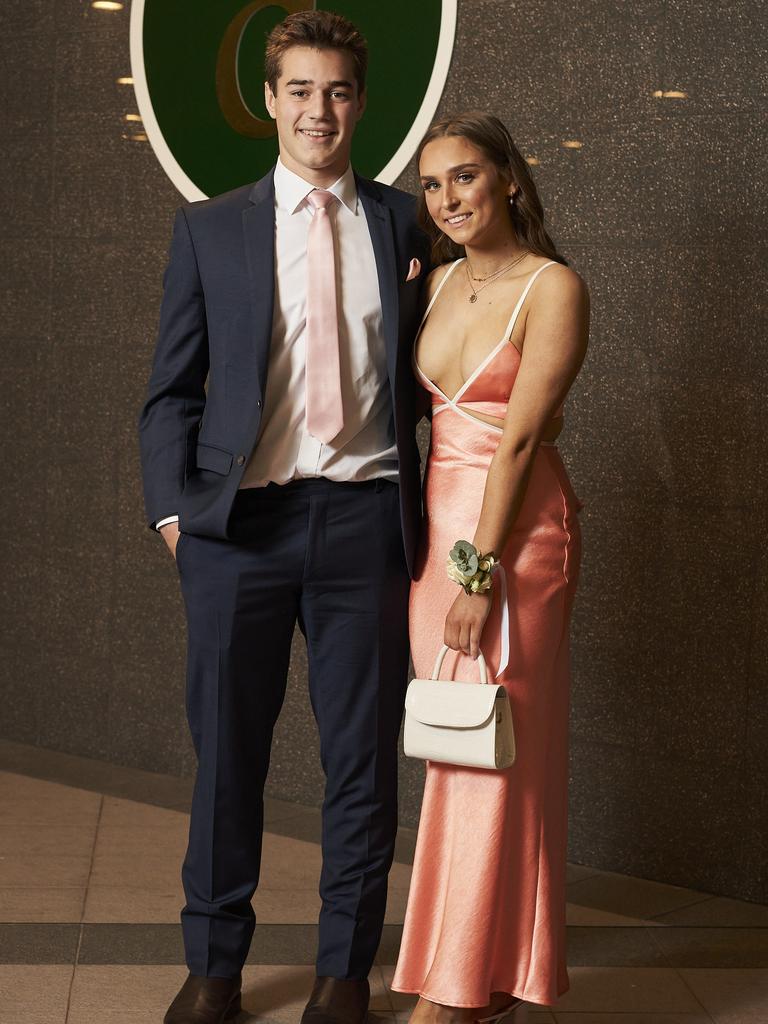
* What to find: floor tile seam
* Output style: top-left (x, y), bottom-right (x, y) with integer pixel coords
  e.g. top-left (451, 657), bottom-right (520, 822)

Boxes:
top-left (669, 963), bottom-right (718, 1024)
top-left (649, 894), bottom-right (721, 922)
top-left (564, 871), bottom-right (715, 911)
top-left (652, 895), bottom-right (717, 922)
top-left (61, 960), bottom-right (77, 1024)
top-left (643, 921), bottom-right (676, 970)
top-left (79, 795), bottom-right (104, 931)
top-left (565, 867), bottom-right (602, 884)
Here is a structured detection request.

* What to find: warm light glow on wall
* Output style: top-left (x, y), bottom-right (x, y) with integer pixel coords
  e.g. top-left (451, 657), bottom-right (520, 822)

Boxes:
top-left (123, 132), bottom-right (148, 142)
top-left (92, 1), bottom-right (124, 10)
top-left (653, 89), bottom-right (689, 99)
top-left (124, 113), bottom-right (143, 123)
top-left (116, 76), bottom-right (134, 86)
top-left (561, 140), bottom-right (583, 149)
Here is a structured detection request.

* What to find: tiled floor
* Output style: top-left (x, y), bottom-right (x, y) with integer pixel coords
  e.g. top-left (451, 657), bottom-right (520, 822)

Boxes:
top-left (1, 740), bottom-right (767, 1023)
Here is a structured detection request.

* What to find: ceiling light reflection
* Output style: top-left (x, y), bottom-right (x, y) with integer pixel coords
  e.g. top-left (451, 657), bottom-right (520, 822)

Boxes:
top-left (653, 89), bottom-right (688, 99)
top-left (116, 76), bottom-right (134, 86)
top-left (92, 1), bottom-right (124, 9)
top-left (561, 140), bottom-right (583, 149)
top-left (525, 157), bottom-right (540, 166)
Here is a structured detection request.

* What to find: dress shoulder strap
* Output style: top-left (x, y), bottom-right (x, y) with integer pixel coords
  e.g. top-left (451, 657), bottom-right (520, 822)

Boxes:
top-left (502, 260), bottom-right (557, 341)
top-left (416, 259), bottom-right (465, 334)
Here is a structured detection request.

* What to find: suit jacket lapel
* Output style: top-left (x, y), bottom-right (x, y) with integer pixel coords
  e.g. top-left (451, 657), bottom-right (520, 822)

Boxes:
top-left (357, 175), bottom-right (400, 390)
top-left (242, 169), bottom-right (276, 405)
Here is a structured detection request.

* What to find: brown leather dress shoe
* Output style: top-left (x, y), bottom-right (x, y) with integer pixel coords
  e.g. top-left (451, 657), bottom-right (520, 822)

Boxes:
top-left (300, 976), bottom-right (370, 1024)
top-left (163, 972), bottom-right (242, 1024)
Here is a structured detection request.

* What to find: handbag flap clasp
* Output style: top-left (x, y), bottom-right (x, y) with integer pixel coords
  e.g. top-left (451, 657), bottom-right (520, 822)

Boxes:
top-left (405, 679), bottom-right (504, 728)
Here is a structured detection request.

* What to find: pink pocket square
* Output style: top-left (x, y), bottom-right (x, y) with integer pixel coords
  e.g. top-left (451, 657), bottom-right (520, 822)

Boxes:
top-left (406, 257), bottom-right (422, 282)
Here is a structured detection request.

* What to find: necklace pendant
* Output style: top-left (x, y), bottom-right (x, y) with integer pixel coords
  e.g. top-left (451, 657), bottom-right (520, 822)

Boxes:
top-left (469, 293), bottom-right (477, 303)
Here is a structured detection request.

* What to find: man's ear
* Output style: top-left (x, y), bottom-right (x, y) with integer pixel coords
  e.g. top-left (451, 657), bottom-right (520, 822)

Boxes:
top-left (356, 88), bottom-right (367, 121)
top-left (264, 80), bottom-right (277, 120)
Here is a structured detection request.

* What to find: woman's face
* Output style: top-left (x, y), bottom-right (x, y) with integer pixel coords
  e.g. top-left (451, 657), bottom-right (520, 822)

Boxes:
top-left (419, 136), bottom-right (516, 247)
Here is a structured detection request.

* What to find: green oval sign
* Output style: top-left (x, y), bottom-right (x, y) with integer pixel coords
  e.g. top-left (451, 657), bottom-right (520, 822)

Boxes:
top-left (130, 1), bottom-right (456, 199)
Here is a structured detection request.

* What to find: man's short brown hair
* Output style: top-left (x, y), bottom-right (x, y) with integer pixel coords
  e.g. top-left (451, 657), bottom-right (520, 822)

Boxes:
top-left (265, 10), bottom-right (368, 94)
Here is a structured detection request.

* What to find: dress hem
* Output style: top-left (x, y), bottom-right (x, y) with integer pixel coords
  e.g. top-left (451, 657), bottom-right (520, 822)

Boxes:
top-left (388, 981), bottom-right (570, 1009)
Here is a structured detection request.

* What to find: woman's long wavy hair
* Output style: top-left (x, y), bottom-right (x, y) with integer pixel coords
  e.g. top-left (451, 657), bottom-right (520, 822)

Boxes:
top-left (417, 112), bottom-right (566, 267)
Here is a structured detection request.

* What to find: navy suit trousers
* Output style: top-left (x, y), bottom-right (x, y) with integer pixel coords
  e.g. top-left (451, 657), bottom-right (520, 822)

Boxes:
top-left (175, 478), bottom-right (411, 979)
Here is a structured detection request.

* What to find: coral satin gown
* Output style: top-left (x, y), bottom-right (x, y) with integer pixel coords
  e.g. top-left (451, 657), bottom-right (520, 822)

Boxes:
top-left (391, 260), bottom-right (582, 1008)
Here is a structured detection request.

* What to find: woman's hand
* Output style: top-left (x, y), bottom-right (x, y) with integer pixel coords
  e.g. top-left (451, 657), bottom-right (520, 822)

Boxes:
top-left (444, 590), bottom-right (492, 660)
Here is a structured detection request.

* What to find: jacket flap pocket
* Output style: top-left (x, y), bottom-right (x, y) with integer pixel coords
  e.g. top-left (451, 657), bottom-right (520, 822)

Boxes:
top-left (196, 443), bottom-right (233, 475)
top-left (405, 679), bottom-right (502, 728)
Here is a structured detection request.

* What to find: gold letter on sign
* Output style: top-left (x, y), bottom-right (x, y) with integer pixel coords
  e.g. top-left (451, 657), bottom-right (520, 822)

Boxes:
top-left (216, 0), bottom-right (314, 138)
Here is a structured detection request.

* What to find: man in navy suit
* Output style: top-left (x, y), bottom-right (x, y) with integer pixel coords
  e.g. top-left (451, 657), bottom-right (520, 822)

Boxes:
top-left (138, 11), bottom-right (430, 1024)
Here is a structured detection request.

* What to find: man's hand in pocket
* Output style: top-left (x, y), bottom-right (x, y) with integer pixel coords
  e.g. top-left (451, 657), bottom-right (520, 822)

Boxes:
top-left (159, 522), bottom-right (182, 560)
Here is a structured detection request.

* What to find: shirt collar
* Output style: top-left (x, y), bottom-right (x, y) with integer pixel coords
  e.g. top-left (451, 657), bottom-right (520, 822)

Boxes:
top-left (274, 157), bottom-right (358, 215)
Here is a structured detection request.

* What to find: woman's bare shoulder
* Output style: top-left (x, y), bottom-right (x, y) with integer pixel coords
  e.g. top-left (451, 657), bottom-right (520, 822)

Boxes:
top-left (533, 260), bottom-right (589, 306)
top-left (425, 260), bottom-right (462, 300)
top-left (525, 260), bottom-right (590, 357)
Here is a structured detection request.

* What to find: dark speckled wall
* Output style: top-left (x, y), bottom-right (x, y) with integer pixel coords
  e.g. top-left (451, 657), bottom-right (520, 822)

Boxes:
top-left (1, 1), bottom-right (766, 901)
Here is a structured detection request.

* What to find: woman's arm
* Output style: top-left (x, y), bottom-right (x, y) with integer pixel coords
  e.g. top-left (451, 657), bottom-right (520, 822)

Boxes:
top-left (444, 263), bottom-right (590, 659)
top-left (473, 264), bottom-right (589, 552)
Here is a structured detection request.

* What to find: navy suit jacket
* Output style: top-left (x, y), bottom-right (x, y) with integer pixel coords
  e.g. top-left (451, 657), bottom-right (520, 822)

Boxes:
top-left (138, 167), bottom-right (432, 577)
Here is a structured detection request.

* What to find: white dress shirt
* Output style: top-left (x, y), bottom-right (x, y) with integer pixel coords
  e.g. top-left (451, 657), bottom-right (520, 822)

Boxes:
top-left (156, 159), bottom-right (397, 531)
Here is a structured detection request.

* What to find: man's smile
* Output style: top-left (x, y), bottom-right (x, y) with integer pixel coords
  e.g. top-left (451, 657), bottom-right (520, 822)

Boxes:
top-left (299, 128), bottom-right (337, 138)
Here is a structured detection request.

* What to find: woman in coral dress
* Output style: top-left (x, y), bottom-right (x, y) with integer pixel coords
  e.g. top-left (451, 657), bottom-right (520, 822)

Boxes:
top-left (391, 114), bottom-right (589, 1022)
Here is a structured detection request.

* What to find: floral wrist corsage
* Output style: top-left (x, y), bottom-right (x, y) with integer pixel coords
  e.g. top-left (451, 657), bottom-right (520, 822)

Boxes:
top-left (447, 540), bottom-right (498, 595)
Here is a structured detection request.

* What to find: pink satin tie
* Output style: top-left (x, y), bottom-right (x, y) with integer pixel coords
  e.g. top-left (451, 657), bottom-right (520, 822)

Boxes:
top-left (305, 189), bottom-right (343, 444)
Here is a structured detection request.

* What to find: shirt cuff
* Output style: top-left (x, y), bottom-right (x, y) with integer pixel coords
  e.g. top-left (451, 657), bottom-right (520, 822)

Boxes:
top-left (156, 515), bottom-right (180, 531)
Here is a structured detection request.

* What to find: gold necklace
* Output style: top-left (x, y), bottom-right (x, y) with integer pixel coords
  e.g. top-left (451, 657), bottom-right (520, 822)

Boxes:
top-left (465, 252), bottom-right (528, 302)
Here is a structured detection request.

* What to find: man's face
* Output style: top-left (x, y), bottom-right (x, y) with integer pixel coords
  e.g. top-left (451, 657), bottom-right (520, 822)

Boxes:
top-left (265, 46), bottom-right (366, 184)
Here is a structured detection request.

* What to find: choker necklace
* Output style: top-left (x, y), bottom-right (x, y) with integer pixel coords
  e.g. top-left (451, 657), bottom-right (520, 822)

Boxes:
top-left (465, 251), bottom-right (528, 302)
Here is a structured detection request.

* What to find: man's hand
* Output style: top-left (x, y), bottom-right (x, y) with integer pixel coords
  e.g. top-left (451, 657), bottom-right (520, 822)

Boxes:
top-left (159, 521), bottom-right (182, 560)
top-left (444, 590), bottom-right (492, 660)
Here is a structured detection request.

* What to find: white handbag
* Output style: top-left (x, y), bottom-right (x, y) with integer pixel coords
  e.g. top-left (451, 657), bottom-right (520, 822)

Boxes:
top-left (404, 645), bottom-right (516, 770)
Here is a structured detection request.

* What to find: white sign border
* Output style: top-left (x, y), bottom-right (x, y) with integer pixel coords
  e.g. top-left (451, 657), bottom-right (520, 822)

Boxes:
top-left (129, 0), bottom-right (456, 200)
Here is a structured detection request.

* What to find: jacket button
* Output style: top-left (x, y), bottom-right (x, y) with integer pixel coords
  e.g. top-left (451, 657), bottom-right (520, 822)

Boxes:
top-left (236, 454), bottom-right (245, 466)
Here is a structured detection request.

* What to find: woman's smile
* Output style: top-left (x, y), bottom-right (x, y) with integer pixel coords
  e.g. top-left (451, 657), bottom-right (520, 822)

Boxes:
top-left (444, 212), bottom-right (473, 226)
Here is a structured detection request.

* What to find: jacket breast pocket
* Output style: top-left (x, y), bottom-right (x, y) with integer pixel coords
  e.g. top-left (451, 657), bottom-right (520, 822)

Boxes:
top-left (195, 443), bottom-right (233, 475)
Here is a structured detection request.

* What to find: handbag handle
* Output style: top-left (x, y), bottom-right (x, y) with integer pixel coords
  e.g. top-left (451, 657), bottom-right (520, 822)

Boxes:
top-left (430, 644), bottom-right (489, 685)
